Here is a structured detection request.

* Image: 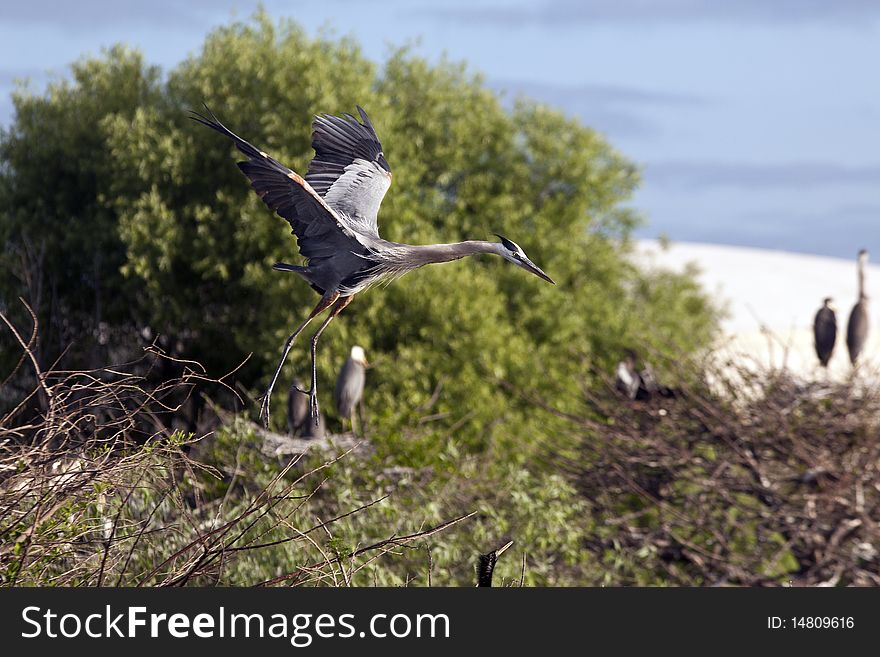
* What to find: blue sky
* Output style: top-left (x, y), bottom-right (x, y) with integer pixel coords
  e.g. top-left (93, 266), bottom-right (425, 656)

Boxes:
top-left (1, 0), bottom-right (878, 257)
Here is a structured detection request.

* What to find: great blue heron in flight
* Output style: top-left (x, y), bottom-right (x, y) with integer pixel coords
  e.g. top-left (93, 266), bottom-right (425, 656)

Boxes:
top-left (846, 249), bottom-right (869, 366)
top-left (190, 106), bottom-right (555, 426)
top-left (813, 297), bottom-right (837, 367)
top-left (335, 345), bottom-right (367, 434)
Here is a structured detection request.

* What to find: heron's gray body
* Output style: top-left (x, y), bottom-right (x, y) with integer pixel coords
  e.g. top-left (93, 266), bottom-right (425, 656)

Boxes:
top-left (335, 357), bottom-right (366, 419)
top-left (190, 105), bottom-right (554, 427)
top-left (847, 301), bottom-right (869, 365)
top-left (846, 250), bottom-right (869, 366)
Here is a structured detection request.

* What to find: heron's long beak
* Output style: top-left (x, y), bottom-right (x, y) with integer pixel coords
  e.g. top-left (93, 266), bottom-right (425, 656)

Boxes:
top-left (519, 257), bottom-right (555, 285)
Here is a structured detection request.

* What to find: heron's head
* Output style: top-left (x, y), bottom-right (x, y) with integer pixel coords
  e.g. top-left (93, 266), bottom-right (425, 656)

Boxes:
top-left (494, 234), bottom-right (555, 285)
top-left (350, 345), bottom-right (368, 366)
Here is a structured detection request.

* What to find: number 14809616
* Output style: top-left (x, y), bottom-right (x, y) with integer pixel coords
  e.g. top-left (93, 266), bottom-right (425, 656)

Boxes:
top-left (768, 617), bottom-right (854, 630)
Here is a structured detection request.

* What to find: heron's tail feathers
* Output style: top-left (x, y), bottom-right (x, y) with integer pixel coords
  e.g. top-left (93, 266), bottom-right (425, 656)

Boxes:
top-left (272, 262), bottom-right (307, 273)
top-left (272, 262), bottom-right (327, 294)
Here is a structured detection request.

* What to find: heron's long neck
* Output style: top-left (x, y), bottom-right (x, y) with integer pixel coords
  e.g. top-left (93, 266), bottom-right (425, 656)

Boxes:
top-left (384, 241), bottom-right (503, 267)
top-left (858, 256), bottom-right (867, 299)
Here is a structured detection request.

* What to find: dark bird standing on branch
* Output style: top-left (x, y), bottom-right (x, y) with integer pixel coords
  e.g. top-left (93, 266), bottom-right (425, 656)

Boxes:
top-left (190, 106), bottom-right (555, 426)
top-left (846, 249), bottom-right (869, 366)
top-left (476, 540), bottom-right (514, 587)
top-left (813, 297), bottom-right (837, 367)
top-left (335, 345), bottom-right (367, 434)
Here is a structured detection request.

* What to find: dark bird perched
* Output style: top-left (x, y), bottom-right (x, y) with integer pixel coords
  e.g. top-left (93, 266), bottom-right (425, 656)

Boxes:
top-left (190, 106), bottom-right (555, 427)
top-left (335, 345), bottom-right (367, 434)
top-left (637, 362), bottom-right (659, 399)
top-left (847, 249), bottom-right (869, 366)
top-left (476, 540), bottom-right (514, 587)
top-left (813, 297), bottom-right (837, 367)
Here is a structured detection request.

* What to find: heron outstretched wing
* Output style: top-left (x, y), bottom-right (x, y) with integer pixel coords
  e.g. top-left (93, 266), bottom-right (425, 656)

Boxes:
top-left (189, 108), bottom-right (364, 264)
top-left (306, 107), bottom-right (392, 239)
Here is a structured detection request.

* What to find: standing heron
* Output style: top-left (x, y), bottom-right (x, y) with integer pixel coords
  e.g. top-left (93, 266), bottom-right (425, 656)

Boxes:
top-left (335, 345), bottom-right (367, 434)
top-left (190, 106), bottom-right (555, 426)
top-left (813, 297), bottom-right (837, 368)
top-left (846, 249), bottom-right (869, 366)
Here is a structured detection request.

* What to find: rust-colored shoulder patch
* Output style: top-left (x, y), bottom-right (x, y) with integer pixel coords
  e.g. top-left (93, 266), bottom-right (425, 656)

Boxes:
top-left (284, 169), bottom-right (345, 223)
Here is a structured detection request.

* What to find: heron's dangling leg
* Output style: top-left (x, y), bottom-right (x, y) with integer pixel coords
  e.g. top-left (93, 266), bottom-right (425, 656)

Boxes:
top-left (307, 295), bottom-right (355, 424)
top-left (258, 291), bottom-right (339, 427)
top-left (357, 398), bottom-right (366, 437)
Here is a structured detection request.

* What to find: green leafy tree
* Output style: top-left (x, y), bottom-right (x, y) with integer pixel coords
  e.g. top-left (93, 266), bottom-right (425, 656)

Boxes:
top-left (0, 46), bottom-right (162, 367)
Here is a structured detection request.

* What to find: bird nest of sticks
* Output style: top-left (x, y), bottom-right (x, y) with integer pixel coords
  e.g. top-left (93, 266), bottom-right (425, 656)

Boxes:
top-left (554, 358), bottom-right (880, 586)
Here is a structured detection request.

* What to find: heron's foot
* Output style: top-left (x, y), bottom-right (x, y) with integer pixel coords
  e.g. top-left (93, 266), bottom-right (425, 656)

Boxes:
top-left (257, 391), bottom-right (271, 428)
top-left (309, 388), bottom-right (320, 426)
